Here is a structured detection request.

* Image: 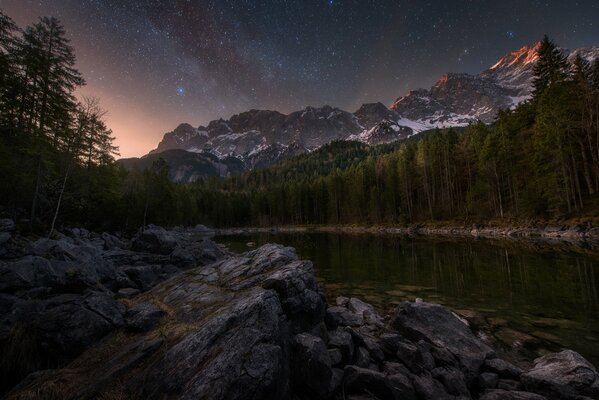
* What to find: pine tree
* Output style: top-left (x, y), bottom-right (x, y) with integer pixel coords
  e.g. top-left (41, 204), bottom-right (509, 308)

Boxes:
top-left (532, 35), bottom-right (569, 99)
top-left (0, 10), bottom-right (20, 130)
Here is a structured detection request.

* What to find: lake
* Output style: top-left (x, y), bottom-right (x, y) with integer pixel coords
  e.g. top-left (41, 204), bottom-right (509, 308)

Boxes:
top-left (216, 232), bottom-right (599, 367)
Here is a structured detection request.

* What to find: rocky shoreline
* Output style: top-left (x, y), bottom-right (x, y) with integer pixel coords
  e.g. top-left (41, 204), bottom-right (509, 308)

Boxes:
top-left (1, 221), bottom-right (598, 399)
top-left (216, 223), bottom-right (599, 244)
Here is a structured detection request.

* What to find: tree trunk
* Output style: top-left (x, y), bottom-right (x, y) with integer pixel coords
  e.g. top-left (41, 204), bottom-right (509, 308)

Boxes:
top-left (48, 163), bottom-right (71, 238)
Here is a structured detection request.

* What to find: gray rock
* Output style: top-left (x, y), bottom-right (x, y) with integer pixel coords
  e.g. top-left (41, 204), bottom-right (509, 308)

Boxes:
top-left (395, 339), bottom-right (435, 374)
top-left (521, 350), bottom-right (599, 399)
top-left (4, 244), bottom-right (324, 400)
top-left (477, 372), bottom-right (499, 390)
top-left (101, 232), bottom-right (128, 250)
top-left (0, 232), bottom-right (10, 245)
top-left (383, 361), bottom-right (412, 376)
top-left (132, 226), bottom-right (178, 254)
top-left (410, 372), bottom-right (453, 400)
top-left (343, 365), bottom-right (394, 399)
top-left (394, 301), bottom-right (494, 379)
top-left (484, 358), bottom-right (522, 380)
top-left (497, 379), bottom-right (523, 391)
top-left (0, 218), bottom-right (15, 232)
top-left (291, 333), bottom-right (334, 398)
top-left (355, 346), bottom-right (370, 368)
top-left (0, 256), bottom-right (62, 292)
top-left (121, 264), bottom-right (179, 291)
top-left (328, 328), bottom-right (354, 364)
top-left (431, 366), bottom-right (471, 397)
top-left (328, 348), bottom-right (343, 366)
top-left (479, 389), bottom-right (547, 400)
top-left (386, 373), bottom-right (418, 400)
top-left (116, 287), bottom-right (140, 298)
top-left (347, 297), bottom-right (383, 326)
top-left (326, 306), bottom-right (363, 327)
top-left (125, 303), bottom-right (165, 332)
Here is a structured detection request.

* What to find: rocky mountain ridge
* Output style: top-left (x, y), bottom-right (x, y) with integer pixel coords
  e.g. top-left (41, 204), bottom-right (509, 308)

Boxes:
top-left (125, 42), bottom-right (599, 182)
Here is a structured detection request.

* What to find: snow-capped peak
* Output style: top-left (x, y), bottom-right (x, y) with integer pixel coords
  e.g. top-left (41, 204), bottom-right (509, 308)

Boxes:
top-left (489, 42), bottom-right (541, 71)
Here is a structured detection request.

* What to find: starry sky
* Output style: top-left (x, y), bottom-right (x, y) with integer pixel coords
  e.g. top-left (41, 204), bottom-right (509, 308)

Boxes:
top-left (2, 0), bottom-right (599, 157)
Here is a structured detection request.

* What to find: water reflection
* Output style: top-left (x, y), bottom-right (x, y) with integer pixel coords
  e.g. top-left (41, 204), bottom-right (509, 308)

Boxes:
top-left (217, 233), bottom-right (599, 365)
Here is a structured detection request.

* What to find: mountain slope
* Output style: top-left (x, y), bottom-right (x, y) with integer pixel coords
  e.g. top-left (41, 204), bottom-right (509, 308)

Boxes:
top-left (391, 43), bottom-right (599, 127)
top-left (127, 41), bottom-right (599, 183)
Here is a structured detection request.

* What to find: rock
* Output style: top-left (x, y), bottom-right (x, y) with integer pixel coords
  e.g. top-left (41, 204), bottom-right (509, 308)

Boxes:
top-left (84, 292), bottom-right (125, 327)
top-left (328, 348), bottom-right (343, 366)
top-left (484, 357), bottom-right (522, 380)
top-left (347, 328), bottom-right (385, 363)
top-left (170, 246), bottom-right (195, 266)
top-left (386, 373), bottom-right (418, 400)
top-left (477, 372), bottom-right (499, 390)
top-left (395, 339), bottom-right (435, 374)
top-left (479, 389), bottom-right (548, 400)
top-left (4, 244), bottom-right (324, 400)
top-left (192, 224), bottom-right (214, 235)
top-left (410, 372), bottom-right (454, 400)
top-left (354, 346), bottom-right (370, 367)
top-left (30, 238), bottom-right (115, 285)
top-left (347, 297), bottom-right (383, 326)
top-left (343, 365), bottom-right (394, 399)
top-left (116, 287), bottom-right (140, 298)
top-left (383, 361), bottom-right (411, 377)
top-left (291, 333), bottom-right (334, 398)
top-left (393, 301), bottom-right (494, 379)
top-left (0, 256), bottom-right (62, 292)
top-left (335, 296), bottom-right (349, 307)
top-left (0, 291), bottom-right (125, 386)
top-left (431, 366), bottom-right (471, 397)
top-left (0, 232), bottom-right (10, 245)
top-left (497, 379), bottom-right (523, 391)
top-left (326, 306), bottom-right (363, 327)
top-left (132, 226), bottom-right (178, 254)
top-left (125, 303), bottom-right (165, 332)
top-left (521, 350), bottom-right (599, 399)
top-left (121, 264), bottom-right (179, 292)
top-left (101, 232), bottom-right (128, 250)
top-left (0, 218), bottom-right (15, 232)
top-left (328, 328), bottom-right (354, 364)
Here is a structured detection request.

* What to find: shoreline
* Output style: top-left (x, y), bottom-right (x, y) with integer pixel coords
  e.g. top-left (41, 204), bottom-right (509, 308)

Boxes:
top-left (214, 223), bottom-right (599, 243)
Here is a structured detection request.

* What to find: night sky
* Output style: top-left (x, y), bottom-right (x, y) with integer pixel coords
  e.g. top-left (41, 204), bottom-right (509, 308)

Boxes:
top-left (2, 0), bottom-right (599, 157)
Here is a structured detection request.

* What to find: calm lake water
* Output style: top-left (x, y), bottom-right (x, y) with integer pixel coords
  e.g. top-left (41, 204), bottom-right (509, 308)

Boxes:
top-left (216, 232), bottom-right (599, 366)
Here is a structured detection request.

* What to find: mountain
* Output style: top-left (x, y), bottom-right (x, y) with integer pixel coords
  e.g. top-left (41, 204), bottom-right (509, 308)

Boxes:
top-left (119, 149), bottom-right (245, 182)
top-left (391, 43), bottom-right (599, 127)
top-left (127, 41), bottom-right (599, 183)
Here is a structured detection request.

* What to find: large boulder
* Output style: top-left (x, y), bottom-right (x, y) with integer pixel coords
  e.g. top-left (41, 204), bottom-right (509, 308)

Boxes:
top-left (393, 301), bottom-right (494, 379)
top-left (521, 350), bottom-right (599, 399)
top-left (5, 244), bottom-right (326, 400)
top-left (0, 291), bottom-right (124, 394)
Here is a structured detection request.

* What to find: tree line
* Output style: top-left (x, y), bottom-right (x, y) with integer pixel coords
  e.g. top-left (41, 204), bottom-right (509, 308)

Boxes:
top-left (1, 11), bottom-right (598, 232)
top-left (182, 36), bottom-right (599, 227)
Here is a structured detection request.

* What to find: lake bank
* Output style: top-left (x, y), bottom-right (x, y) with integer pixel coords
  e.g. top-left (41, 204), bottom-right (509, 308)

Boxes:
top-left (215, 222), bottom-right (599, 246)
top-left (2, 222), bottom-right (598, 399)
top-left (216, 231), bottom-right (599, 368)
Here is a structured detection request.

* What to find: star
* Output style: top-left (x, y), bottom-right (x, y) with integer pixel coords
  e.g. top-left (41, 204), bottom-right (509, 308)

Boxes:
top-left (176, 86), bottom-right (185, 96)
